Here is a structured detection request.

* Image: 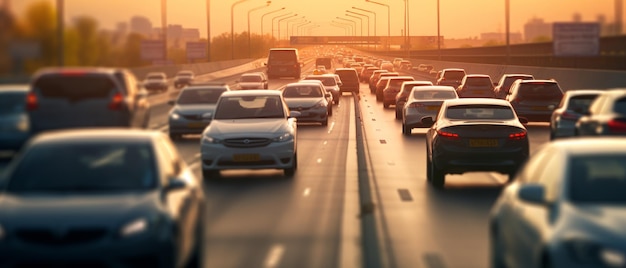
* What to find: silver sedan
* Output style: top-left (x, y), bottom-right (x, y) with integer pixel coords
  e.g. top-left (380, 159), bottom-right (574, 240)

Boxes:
top-left (550, 89), bottom-right (603, 140)
top-left (490, 138), bottom-right (626, 268)
top-left (401, 86), bottom-right (458, 135)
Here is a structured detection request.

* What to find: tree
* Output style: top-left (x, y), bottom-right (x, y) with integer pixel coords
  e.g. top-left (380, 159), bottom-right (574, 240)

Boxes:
top-left (72, 16), bottom-right (100, 66)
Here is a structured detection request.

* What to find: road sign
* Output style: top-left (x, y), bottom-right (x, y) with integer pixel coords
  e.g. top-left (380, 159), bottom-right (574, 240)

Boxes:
top-left (186, 42), bottom-right (207, 60)
top-left (141, 40), bottom-right (165, 60)
top-left (553, 23), bottom-right (600, 56)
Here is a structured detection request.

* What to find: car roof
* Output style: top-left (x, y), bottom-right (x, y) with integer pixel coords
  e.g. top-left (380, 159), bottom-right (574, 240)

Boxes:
top-left (518, 79), bottom-right (558, 84)
top-left (550, 138), bottom-right (626, 156)
top-left (0, 84), bottom-right (29, 92)
top-left (464, 74), bottom-right (491, 78)
top-left (388, 76), bottom-right (415, 80)
top-left (32, 67), bottom-right (127, 78)
top-left (563, 89), bottom-right (605, 96)
top-left (411, 85), bottom-right (456, 92)
top-left (403, 81), bottom-right (433, 85)
top-left (29, 129), bottom-right (159, 145)
top-left (221, 90), bottom-right (282, 97)
top-left (183, 85), bottom-right (229, 91)
top-left (442, 68), bottom-right (465, 72)
top-left (335, 68), bottom-right (357, 71)
top-left (503, 73), bottom-right (533, 77)
top-left (444, 98), bottom-right (511, 107)
top-left (241, 73), bottom-right (263, 77)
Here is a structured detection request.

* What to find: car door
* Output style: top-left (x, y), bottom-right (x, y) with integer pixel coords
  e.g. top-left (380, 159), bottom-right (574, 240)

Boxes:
top-left (577, 94), bottom-right (607, 135)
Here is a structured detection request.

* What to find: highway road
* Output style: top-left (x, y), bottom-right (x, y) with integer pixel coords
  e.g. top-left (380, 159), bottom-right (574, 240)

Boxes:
top-left (0, 60), bottom-right (553, 268)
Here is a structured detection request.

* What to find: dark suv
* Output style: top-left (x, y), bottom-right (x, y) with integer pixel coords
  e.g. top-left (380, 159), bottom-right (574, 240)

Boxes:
top-left (436, 68), bottom-right (466, 88)
top-left (506, 79), bottom-right (564, 122)
top-left (27, 68), bottom-right (151, 134)
top-left (334, 68), bottom-right (360, 94)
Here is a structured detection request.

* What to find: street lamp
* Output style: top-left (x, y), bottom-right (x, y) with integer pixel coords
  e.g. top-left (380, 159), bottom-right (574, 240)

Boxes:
top-left (353, 6), bottom-right (377, 50)
top-left (248, 1), bottom-right (271, 58)
top-left (261, 7), bottom-right (285, 38)
top-left (437, 0), bottom-right (441, 60)
top-left (301, 23), bottom-right (318, 35)
top-left (332, 20), bottom-right (353, 36)
top-left (347, 10), bottom-right (370, 50)
top-left (57, 0), bottom-right (64, 66)
top-left (307, 25), bottom-right (321, 35)
top-left (231, 0), bottom-right (250, 59)
top-left (277, 14), bottom-right (298, 45)
top-left (346, 14), bottom-right (363, 49)
top-left (293, 21), bottom-right (310, 36)
top-left (331, 22), bottom-right (350, 36)
top-left (365, 0), bottom-right (390, 51)
top-left (285, 16), bottom-right (305, 41)
top-left (336, 17), bottom-right (357, 35)
top-left (272, 12), bottom-right (293, 44)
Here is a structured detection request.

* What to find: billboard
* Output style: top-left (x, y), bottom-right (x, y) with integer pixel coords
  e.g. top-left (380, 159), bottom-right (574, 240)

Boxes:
top-left (553, 22), bottom-right (600, 56)
top-left (186, 42), bottom-right (207, 60)
top-left (140, 40), bottom-right (165, 60)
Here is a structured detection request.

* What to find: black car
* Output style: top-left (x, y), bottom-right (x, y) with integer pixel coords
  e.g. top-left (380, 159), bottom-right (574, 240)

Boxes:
top-left (0, 129), bottom-right (205, 267)
top-left (576, 89), bottom-right (626, 136)
top-left (174, 70), bottom-right (195, 89)
top-left (424, 98), bottom-right (529, 188)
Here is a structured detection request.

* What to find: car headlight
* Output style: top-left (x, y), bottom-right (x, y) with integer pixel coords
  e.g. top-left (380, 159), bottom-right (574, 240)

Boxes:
top-left (313, 100), bottom-right (326, 108)
top-left (120, 218), bottom-right (148, 237)
top-left (16, 118), bottom-right (29, 132)
top-left (202, 135), bottom-right (222, 144)
top-left (273, 132), bottom-right (294, 143)
top-left (566, 239), bottom-right (626, 267)
top-left (170, 112), bottom-right (180, 120)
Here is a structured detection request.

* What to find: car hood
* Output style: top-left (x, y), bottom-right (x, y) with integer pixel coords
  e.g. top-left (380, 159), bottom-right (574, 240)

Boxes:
top-left (239, 82), bottom-right (264, 88)
top-left (206, 119), bottom-right (290, 138)
top-left (173, 104), bottom-right (217, 115)
top-left (284, 98), bottom-right (323, 108)
top-left (0, 192), bottom-right (161, 227)
top-left (559, 203), bottom-right (626, 240)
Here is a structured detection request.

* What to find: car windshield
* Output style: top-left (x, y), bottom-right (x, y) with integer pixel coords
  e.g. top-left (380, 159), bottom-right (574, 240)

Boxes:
top-left (34, 75), bottom-right (116, 99)
top-left (240, 75), bottom-right (262, 82)
top-left (177, 88), bottom-right (225, 105)
top-left (214, 96), bottom-right (284, 119)
top-left (0, 92), bottom-right (26, 115)
top-left (614, 98), bottom-right (626, 114)
top-left (518, 82), bottom-right (563, 100)
top-left (567, 94), bottom-right (599, 112)
top-left (446, 104), bottom-right (515, 120)
top-left (414, 90), bottom-right (457, 100)
top-left (283, 85), bottom-right (323, 98)
top-left (6, 142), bottom-right (157, 193)
top-left (569, 155), bottom-right (626, 204)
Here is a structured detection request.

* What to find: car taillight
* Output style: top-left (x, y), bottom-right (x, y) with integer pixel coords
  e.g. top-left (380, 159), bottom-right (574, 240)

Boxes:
top-left (26, 92), bottom-right (38, 110)
top-left (108, 92), bottom-right (124, 110)
top-left (509, 130), bottom-right (527, 140)
top-left (607, 119), bottom-right (626, 132)
top-left (437, 129), bottom-right (459, 139)
top-left (560, 111), bottom-right (580, 120)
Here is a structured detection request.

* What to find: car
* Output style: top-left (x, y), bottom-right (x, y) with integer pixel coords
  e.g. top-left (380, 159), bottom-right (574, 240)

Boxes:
top-left (368, 70), bottom-right (389, 92)
top-left (392, 58), bottom-right (403, 69)
top-left (550, 89), bottom-right (603, 140)
top-left (27, 67), bottom-right (151, 134)
top-left (424, 98), bottom-right (530, 188)
top-left (298, 79), bottom-right (334, 109)
top-left (490, 138), bottom-right (626, 268)
top-left (315, 57), bottom-right (333, 70)
top-left (395, 81), bottom-right (435, 119)
top-left (506, 79), bottom-right (564, 122)
top-left (143, 72), bottom-right (168, 93)
top-left (349, 63), bottom-right (364, 75)
top-left (402, 86), bottom-right (458, 134)
top-left (173, 70), bottom-right (195, 89)
top-left (380, 61), bottom-right (394, 72)
top-left (0, 85), bottom-right (30, 154)
top-left (265, 48), bottom-right (301, 79)
top-left (372, 72), bottom-right (399, 94)
top-left (303, 74), bottom-right (342, 105)
top-left (398, 60), bottom-right (413, 71)
top-left (312, 65), bottom-right (327, 75)
top-left (456, 74), bottom-right (496, 98)
top-left (334, 68), bottom-right (360, 94)
top-left (417, 64), bottom-right (434, 73)
top-left (576, 89), bottom-right (626, 136)
top-left (493, 74), bottom-right (534, 99)
top-left (436, 68), bottom-right (466, 88)
top-left (381, 76), bottom-right (415, 107)
top-left (168, 83), bottom-right (231, 140)
top-left (237, 72), bottom-right (268, 90)
top-left (360, 66), bottom-right (379, 83)
top-left (0, 129), bottom-right (205, 267)
top-left (283, 82), bottom-right (332, 124)
top-left (200, 90), bottom-right (298, 179)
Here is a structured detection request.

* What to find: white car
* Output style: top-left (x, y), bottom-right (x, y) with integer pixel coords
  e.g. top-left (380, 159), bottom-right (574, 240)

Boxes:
top-left (237, 72), bottom-right (268, 90)
top-left (200, 90), bottom-right (298, 180)
top-left (490, 138), bottom-right (626, 268)
top-left (282, 82), bottom-right (332, 126)
top-left (402, 86), bottom-right (458, 135)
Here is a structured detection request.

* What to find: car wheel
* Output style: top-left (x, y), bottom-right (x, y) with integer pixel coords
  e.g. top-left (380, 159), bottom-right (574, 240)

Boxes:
top-left (426, 152), bottom-right (432, 182)
top-left (395, 109), bottom-right (401, 120)
top-left (431, 164), bottom-right (445, 189)
top-left (322, 118), bottom-right (328, 126)
top-left (202, 169), bottom-right (220, 181)
top-left (383, 103), bottom-right (389, 108)
top-left (284, 154), bottom-right (297, 177)
top-left (186, 217), bottom-right (205, 268)
top-left (328, 107), bottom-right (333, 116)
top-left (549, 131), bottom-right (555, 140)
top-left (402, 124), bottom-right (411, 136)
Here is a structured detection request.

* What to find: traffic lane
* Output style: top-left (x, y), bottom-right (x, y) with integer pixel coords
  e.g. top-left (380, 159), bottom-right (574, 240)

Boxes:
top-left (357, 88), bottom-right (551, 268)
top-left (187, 95), bottom-right (354, 268)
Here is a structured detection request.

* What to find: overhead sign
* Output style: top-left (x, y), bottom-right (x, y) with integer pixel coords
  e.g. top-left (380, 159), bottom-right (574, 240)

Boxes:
top-left (140, 40), bottom-right (165, 60)
top-left (186, 42), bottom-right (207, 60)
top-left (553, 22), bottom-right (600, 56)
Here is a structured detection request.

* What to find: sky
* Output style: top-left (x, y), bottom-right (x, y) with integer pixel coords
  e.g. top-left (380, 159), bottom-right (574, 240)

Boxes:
top-left (12, 0), bottom-right (621, 39)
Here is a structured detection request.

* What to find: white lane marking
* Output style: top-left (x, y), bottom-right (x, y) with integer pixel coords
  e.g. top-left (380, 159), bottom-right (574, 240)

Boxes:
top-left (263, 244), bottom-right (285, 268)
top-left (327, 121), bottom-right (336, 134)
top-left (317, 158), bottom-right (322, 164)
top-left (303, 188), bottom-right (311, 197)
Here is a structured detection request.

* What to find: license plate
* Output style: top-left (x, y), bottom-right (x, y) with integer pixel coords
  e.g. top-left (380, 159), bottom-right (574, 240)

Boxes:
top-left (187, 122), bottom-right (206, 128)
top-left (469, 139), bottom-right (499, 147)
top-left (233, 154), bottom-right (261, 162)
top-left (426, 106), bottom-right (439, 111)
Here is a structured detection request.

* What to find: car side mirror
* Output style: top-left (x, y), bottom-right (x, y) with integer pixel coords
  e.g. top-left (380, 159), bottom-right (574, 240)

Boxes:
top-left (289, 111), bottom-right (301, 118)
top-left (338, 82), bottom-right (343, 86)
top-left (518, 184), bottom-right (546, 205)
top-left (518, 117), bottom-right (529, 124)
top-left (325, 93), bottom-right (331, 98)
top-left (421, 116), bottom-right (435, 127)
top-left (167, 100), bottom-right (175, 106)
top-left (166, 177), bottom-right (187, 191)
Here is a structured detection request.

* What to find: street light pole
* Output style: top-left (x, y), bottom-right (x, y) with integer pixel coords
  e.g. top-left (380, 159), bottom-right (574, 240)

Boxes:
top-left (272, 12), bottom-right (293, 45)
top-left (206, 0), bottom-right (211, 61)
top-left (293, 21), bottom-right (310, 36)
top-left (505, 0), bottom-right (510, 64)
top-left (331, 23), bottom-right (350, 36)
top-left (261, 7), bottom-right (285, 38)
top-left (277, 14), bottom-right (298, 45)
top-left (437, 0), bottom-right (441, 60)
top-left (347, 10), bottom-right (370, 50)
top-left (365, 0), bottom-right (390, 52)
top-left (332, 20), bottom-right (354, 36)
top-left (231, 0), bottom-right (250, 60)
top-left (248, 1), bottom-right (271, 58)
top-left (56, 0), bottom-right (64, 66)
top-left (285, 17), bottom-right (305, 42)
top-left (337, 17), bottom-right (358, 36)
top-left (346, 14), bottom-right (363, 37)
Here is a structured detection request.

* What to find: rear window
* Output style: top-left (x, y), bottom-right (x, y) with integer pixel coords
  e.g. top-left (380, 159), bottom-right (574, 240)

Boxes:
top-left (614, 98), bottom-right (626, 114)
top-left (240, 75), bottom-right (262, 82)
top-left (177, 88), bottom-right (226, 105)
top-left (446, 104), bottom-right (515, 120)
top-left (465, 77), bottom-right (492, 86)
top-left (518, 82), bottom-right (563, 99)
top-left (0, 92), bottom-right (26, 115)
top-left (569, 155), bottom-right (626, 204)
top-left (336, 70), bottom-right (358, 82)
top-left (567, 95), bottom-right (599, 112)
top-left (503, 75), bottom-right (533, 88)
top-left (268, 50), bottom-right (298, 64)
top-left (388, 79), bottom-right (414, 88)
top-left (33, 75), bottom-right (116, 99)
top-left (413, 90), bottom-right (456, 100)
top-left (283, 85), bottom-right (323, 98)
top-left (443, 70), bottom-right (465, 80)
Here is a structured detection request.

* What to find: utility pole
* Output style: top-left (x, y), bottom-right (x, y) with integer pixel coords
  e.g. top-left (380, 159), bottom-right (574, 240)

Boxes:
top-left (57, 0), bottom-right (64, 66)
top-left (161, 0), bottom-right (167, 63)
top-left (206, 0), bottom-right (211, 62)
